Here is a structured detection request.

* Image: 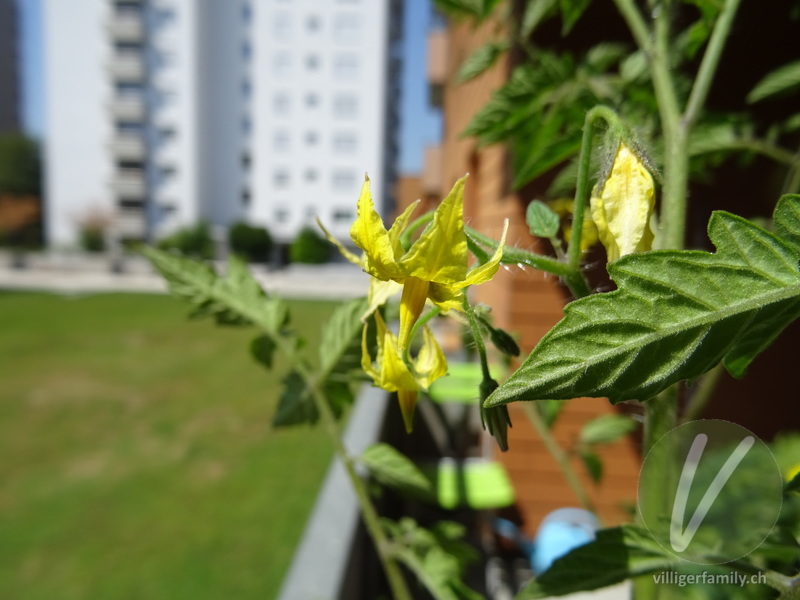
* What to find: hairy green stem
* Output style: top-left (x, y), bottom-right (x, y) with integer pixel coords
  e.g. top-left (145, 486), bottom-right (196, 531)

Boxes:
top-left (681, 362), bottom-right (724, 423)
top-left (402, 306), bottom-right (441, 364)
top-left (462, 296), bottom-right (492, 382)
top-left (683, 0), bottom-right (744, 129)
top-left (522, 402), bottom-right (598, 515)
top-left (290, 357), bottom-right (413, 600)
top-left (465, 228), bottom-right (592, 299)
top-left (400, 213), bottom-right (434, 250)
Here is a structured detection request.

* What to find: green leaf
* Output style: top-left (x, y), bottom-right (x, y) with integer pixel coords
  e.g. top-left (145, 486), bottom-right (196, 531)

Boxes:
top-left (580, 414), bottom-right (637, 445)
top-left (787, 473), bottom-right (800, 494)
top-left (319, 297), bottom-right (369, 375)
top-left (456, 41), bottom-right (508, 83)
top-left (521, 0), bottom-right (558, 36)
top-left (486, 199), bottom-right (800, 407)
top-left (527, 200), bottom-right (562, 238)
top-left (517, 525), bottom-right (676, 598)
top-left (538, 399), bottom-right (565, 428)
top-left (385, 517), bottom-right (481, 600)
top-left (273, 371), bottom-right (317, 427)
top-left (361, 443), bottom-right (434, 499)
top-left (579, 449), bottom-right (603, 483)
top-left (748, 60), bottom-right (800, 103)
top-left (142, 249), bottom-right (289, 334)
top-left (250, 334), bottom-right (276, 369)
top-left (775, 194), bottom-right (800, 255)
top-left (559, 0), bottom-right (591, 34)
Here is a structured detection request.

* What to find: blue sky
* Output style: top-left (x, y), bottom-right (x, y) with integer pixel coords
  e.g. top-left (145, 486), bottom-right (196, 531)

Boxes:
top-left (15, 0), bottom-right (441, 175)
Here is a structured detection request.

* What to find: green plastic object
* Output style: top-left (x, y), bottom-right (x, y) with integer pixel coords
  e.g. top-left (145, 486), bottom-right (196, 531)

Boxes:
top-left (422, 458), bottom-right (516, 510)
top-left (428, 362), bottom-right (507, 404)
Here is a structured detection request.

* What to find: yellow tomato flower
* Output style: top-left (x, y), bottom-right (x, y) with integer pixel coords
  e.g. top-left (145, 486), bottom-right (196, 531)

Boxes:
top-left (590, 143), bottom-right (655, 261)
top-left (787, 463), bottom-right (800, 483)
top-left (350, 175), bottom-right (508, 349)
top-left (362, 312), bottom-right (448, 432)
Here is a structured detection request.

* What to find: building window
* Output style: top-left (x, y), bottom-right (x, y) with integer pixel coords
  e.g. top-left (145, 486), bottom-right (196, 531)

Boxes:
top-left (116, 82), bottom-right (144, 99)
top-left (273, 12), bottom-right (292, 40)
top-left (304, 169), bottom-right (318, 183)
top-left (158, 127), bottom-right (176, 144)
top-left (332, 170), bottom-right (357, 191)
top-left (305, 131), bottom-right (319, 145)
top-left (242, 79), bottom-right (252, 98)
top-left (242, 3), bottom-right (252, 23)
top-left (333, 54), bottom-right (358, 80)
top-left (241, 41), bottom-right (252, 60)
top-left (305, 54), bottom-right (320, 70)
top-left (332, 131), bottom-right (357, 153)
top-left (333, 208), bottom-right (354, 222)
top-left (333, 94), bottom-right (358, 119)
top-left (242, 188), bottom-right (251, 206)
top-left (275, 207), bottom-right (290, 223)
top-left (273, 92), bottom-right (291, 114)
top-left (305, 93), bottom-right (319, 108)
top-left (333, 12), bottom-right (359, 41)
top-left (155, 7), bottom-right (176, 29)
top-left (242, 116), bottom-right (252, 135)
top-left (273, 130), bottom-right (290, 151)
top-left (273, 52), bottom-right (292, 77)
top-left (274, 169), bottom-right (290, 188)
top-left (306, 15), bottom-right (321, 31)
top-left (241, 152), bottom-right (251, 170)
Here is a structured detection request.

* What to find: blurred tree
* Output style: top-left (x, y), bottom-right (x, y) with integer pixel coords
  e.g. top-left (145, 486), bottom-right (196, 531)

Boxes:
top-left (0, 134), bottom-right (41, 197)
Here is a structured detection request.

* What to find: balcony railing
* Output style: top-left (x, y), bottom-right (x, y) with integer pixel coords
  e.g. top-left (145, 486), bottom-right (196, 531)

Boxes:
top-left (116, 208), bottom-right (147, 238)
top-left (110, 95), bottom-right (145, 121)
top-left (107, 15), bottom-right (144, 42)
top-left (112, 172), bottom-right (147, 199)
top-left (109, 54), bottom-right (145, 82)
top-left (110, 134), bottom-right (146, 160)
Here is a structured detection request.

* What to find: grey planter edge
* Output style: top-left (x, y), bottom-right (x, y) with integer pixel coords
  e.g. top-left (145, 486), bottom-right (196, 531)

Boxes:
top-left (276, 385), bottom-right (388, 600)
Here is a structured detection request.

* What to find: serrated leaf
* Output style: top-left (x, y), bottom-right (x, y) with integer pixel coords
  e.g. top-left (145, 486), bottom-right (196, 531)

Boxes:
top-left (361, 443), bottom-right (434, 499)
top-left (775, 194), bottom-right (800, 254)
top-left (273, 371), bottom-right (317, 427)
top-left (142, 248), bottom-right (289, 334)
top-left (527, 200), bottom-right (561, 238)
top-left (580, 414), bottom-right (637, 445)
top-left (486, 199), bottom-right (800, 407)
top-left (517, 525), bottom-right (676, 598)
top-left (559, 0), bottom-right (591, 34)
top-left (579, 449), bottom-right (603, 483)
top-left (748, 60), bottom-right (800, 103)
top-left (456, 41), bottom-right (507, 83)
top-left (521, 0), bottom-right (558, 36)
top-left (250, 334), bottom-right (276, 369)
top-left (319, 297), bottom-right (369, 374)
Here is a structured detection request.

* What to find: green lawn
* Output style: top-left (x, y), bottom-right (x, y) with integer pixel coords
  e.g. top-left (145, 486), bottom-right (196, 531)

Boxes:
top-left (0, 292), bottom-right (337, 599)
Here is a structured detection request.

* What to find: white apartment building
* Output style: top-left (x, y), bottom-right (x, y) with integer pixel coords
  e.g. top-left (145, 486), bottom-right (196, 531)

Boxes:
top-left (43, 0), bottom-right (402, 247)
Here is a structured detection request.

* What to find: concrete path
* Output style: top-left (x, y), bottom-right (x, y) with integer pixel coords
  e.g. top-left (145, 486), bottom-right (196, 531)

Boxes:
top-left (0, 251), bottom-right (369, 300)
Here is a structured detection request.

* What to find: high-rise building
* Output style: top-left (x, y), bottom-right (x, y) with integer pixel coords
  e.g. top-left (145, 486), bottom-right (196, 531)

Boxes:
top-left (0, 0), bottom-right (20, 134)
top-left (43, 0), bottom-right (402, 247)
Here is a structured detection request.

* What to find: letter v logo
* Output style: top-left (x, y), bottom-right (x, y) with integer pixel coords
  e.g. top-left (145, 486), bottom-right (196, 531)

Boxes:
top-left (670, 433), bottom-right (755, 552)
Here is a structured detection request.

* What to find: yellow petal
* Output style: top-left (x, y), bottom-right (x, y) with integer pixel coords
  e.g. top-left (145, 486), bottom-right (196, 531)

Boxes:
top-left (380, 329), bottom-right (419, 392)
top-left (427, 282), bottom-right (463, 313)
top-left (387, 200), bottom-right (420, 259)
top-left (364, 279), bottom-right (402, 321)
top-left (397, 388), bottom-right (417, 433)
top-left (413, 325), bottom-right (448, 389)
top-left (398, 276), bottom-right (430, 349)
top-left (591, 144), bottom-right (655, 262)
top-left (350, 177), bottom-right (404, 280)
top-left (316, 217), bottom-right (363, 267)
top-left (399, 176), bottom-right (469, 284)
top-left (462, 218), bottom-right (509, 287)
